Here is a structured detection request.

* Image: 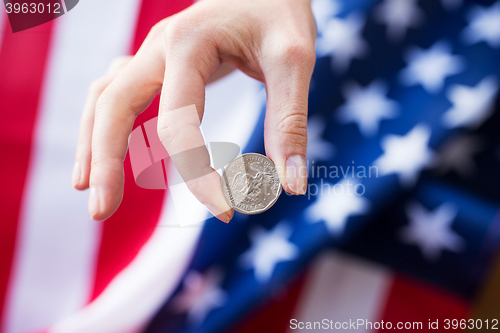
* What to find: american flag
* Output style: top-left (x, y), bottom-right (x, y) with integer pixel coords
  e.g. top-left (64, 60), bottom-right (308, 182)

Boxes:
top-left (0, 0), bottom-right (500, 332)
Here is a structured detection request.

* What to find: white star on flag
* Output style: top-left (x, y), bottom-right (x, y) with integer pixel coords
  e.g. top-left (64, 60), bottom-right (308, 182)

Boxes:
top-left (434, 134), bottom-right (483, 177)
top-left (312, 0), bottom-right (341, 33)
top-left (373, 124), bottom-right (434, 187)
top-left (374, 0), bottom-right (425, 42)
top-left (240, 222), bottom-right (299, 283)
top-left (171, 269), bottom-right (227, 326)
top-left (337, 80), bottom-right (399, 136)
top-left (308, 116), bottom-right (335, 162)
top-left (316, 12), bottom-right (368, 73)
top-left (399, 40), bottom-right (465, 93)
top-left (462, 1), bottom-right (500, 48)
top-left (305, 178), bottom-right (370, 235)
top-left (442, 76), bottom-right (499, 129)
top-left (399, 202), bottom-right (466, 262)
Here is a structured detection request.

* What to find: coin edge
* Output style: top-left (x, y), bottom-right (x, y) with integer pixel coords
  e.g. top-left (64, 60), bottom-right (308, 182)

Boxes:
top-left (221, 153), bottom-right (282, 215)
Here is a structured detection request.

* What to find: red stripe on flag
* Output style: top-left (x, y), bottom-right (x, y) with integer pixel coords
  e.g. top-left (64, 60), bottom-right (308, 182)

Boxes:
top-left (377, 274), bottom-right (470, 332)
top-left (89, 0), bottom-right (193, 300)
top-left (0, 20), bottom-right (54, 330)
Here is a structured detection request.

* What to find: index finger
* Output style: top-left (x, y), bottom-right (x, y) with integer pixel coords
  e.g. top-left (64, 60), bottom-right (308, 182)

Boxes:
top-left (157, 23), bottom-right (233, 223)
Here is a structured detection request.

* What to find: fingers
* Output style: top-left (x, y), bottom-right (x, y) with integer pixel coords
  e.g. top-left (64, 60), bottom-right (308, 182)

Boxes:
top-left (208, 63), bottom-right (236, 84)
top-left (88, 48), bottom-right (165, 221)
top-left (75, 0), bottom-right (317, 223)
top-left (157, 19), bottom-right (233, 223)
top-left (72, 78), bottom-right (108, 190)
top-left (106, 56), bottom-right (134, 76)
top-left (262, 39), bottom-right (316, 195)
top-left (73, 56), bottom-right (133, 190)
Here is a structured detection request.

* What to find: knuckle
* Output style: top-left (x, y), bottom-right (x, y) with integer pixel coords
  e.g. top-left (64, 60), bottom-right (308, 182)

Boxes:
top-left (157, 127), bottom-right (171, 149)
top-left (275, 112), bottom-right (308, 145)
top-left (90, 148), bottom-right (124, 171)
top-left (107, 56), bottom-right (132, 73)
top-left (157, 115), bottom-right (176, 149)
top-left (89, 152), bottom-right (106, 171)
top-left (94, 82), bottom-right (137, 118)
top-left (185, 178), bottom-right (202, 197)
top-left (148, 18), bottom-right (170, 40)
top-left (94, 88), bottom-right (114, 116)
top-left (89, 153), bottom-right (103, 169)
top-left (163, 12), bottom-right (212, 45)
top-left (280, 40), bottom-right (316, 69)
top-left (164, 15), bottom-right (196, 42)
top-left (89, 78), bottom-right (108, 96)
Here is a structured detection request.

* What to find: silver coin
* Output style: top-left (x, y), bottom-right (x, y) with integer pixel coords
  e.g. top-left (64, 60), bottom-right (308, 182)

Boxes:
top-left (221, 153), bottom-right (282, 214)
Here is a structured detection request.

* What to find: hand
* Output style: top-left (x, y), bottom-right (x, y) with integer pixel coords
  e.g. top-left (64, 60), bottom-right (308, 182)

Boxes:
top-left (72, 0), bottom-right (317, 223)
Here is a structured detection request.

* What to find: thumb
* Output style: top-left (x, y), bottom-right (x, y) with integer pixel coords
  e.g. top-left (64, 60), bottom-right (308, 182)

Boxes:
top-left (262, 40), bottom-right (316, 195)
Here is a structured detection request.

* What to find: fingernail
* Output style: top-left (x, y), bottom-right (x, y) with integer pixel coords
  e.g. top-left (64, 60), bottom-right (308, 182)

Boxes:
top-left (89, 187), bottom-right (100, 219)
top-left (206, 204), bottom-right (233, 223)
top-left (224, 210), bottom-right (234, 224)
top-left (286, 155), bottom-right (307, 195)
top-left (71, 162), bottom-right (81, 188)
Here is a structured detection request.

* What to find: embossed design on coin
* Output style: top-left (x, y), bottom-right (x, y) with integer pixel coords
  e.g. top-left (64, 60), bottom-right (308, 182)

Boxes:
top-left (221, 153), bottom-right (282, 214)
